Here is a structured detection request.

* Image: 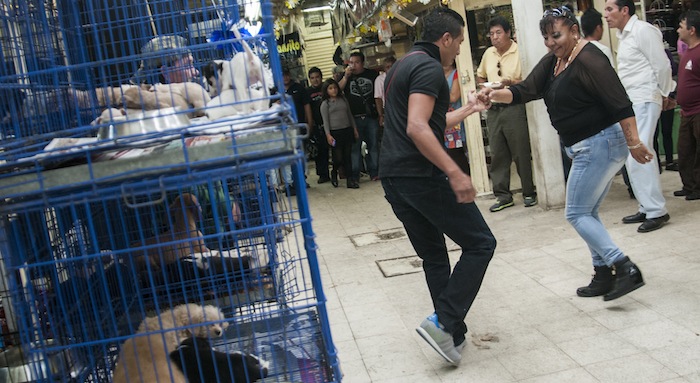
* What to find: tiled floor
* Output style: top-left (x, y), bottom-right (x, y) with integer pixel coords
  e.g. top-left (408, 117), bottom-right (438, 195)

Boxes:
top-left (305, 169), bottom-right (700, 382)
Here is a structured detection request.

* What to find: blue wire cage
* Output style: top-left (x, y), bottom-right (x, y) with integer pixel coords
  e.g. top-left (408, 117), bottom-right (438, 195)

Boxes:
top-left (0, 0), bottom-right (341, 382)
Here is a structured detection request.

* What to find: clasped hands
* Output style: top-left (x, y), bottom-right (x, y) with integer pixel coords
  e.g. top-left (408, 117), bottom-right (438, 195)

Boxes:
top-left (465, 88), bottom-right (496, 112)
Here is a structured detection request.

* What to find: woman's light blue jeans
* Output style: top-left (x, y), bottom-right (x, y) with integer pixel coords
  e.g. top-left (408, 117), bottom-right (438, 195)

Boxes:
top-left (565, 124), bottom-right (628, 267)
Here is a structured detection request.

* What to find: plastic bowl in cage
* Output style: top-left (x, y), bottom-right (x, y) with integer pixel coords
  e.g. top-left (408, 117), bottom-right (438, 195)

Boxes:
top-left (97, 107), bottom-right (190, 141)
top-left (0, 339), bottom-right (84, 382)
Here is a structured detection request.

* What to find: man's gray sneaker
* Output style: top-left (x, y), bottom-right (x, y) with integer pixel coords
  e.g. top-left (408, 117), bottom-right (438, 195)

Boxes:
top-left (489, 199), bottom-right (514, 212)
top-left (416, 313), bottom-right (461, 365)
top-left (524, 196), bottom-right (538, 207)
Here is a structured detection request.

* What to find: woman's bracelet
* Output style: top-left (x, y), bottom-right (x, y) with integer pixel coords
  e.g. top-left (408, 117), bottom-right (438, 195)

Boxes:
top-left (627, 142), bottom-right (643, 150)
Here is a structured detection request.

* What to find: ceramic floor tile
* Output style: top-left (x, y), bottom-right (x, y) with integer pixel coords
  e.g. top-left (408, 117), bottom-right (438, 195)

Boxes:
top-left (685, 371), bottom-right (700, 383)
top-left (585, 353), bottom-right (679, 383)
top-left (333, 282), bottom-right (391, 308)
top-left (335, 339), bottom-right (362, 362)
top-left (535, 313), bottom-right (609, 344)
top-left (589, 301), bottom-right (665, 330)
top-left (346, 312), bottom-right (406, 340)
top-left (615, 320), bottom-right (698, 351)
top-left (371, 371), bottom-right (441, 383)
top-left (337, 358), bottom-right (372, 383)
top-left (518, 367), bottom-right (599, 383)
top-left (355, 332), bottom-right (435, 381)
top-left (496, 345), bottom-right (579, 380)
top-left (558, 332), bottom-right (641, 366)
top-left (440, 358), bottom-right (516, 382)
top-left (648, 338), bottom-right (700, 376)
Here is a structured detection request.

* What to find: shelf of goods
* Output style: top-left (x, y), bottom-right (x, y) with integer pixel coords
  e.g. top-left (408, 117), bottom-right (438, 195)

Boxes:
top-left (0, 0), bottom-right (340, 382)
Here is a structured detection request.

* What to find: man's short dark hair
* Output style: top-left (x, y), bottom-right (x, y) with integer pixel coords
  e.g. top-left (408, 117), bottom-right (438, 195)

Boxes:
top-left (488, 16), bottom-right (512, 34)
top-left (613, 0), bottom-right (636, 14)
top-left (421, 7), bottom-right (465, 42)
top-left (581, 8), bottom-right (603, 37)
top-left (308, 67), bottom-right (322, 78)
top-left (349, 52), bottom-right (365, 62)
top-left (681, 10), bottom-right (700, 32)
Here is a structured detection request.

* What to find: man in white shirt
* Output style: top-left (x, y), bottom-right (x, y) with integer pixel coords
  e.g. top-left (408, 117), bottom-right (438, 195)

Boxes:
top-left (374, 56), bottom-right (396, 129)
top-left (581, 7), bottom-right (615, 66)
top-left (605, 0), bottom-right (676, 233)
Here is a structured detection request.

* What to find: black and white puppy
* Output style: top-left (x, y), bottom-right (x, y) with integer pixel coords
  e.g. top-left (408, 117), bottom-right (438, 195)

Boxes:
top-left (170, 336), bottom-right (269, 383)
top-left (203, 29), bottom-right (275, 119)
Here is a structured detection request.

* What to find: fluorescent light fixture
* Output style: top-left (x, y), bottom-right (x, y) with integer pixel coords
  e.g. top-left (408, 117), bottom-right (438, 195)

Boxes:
top-left (303, 5), bottom-right (332, 12)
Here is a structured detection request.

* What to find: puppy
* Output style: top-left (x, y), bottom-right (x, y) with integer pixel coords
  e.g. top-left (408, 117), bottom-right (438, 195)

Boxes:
top-left (131, 193), bottom-right (208, 270)
top-left (123, 83), bottom-right (210, 118)
top-left (137, 303), bottom-right (228, 354)
top-left (203, 30), bottom-right (273, 117)
top-left (112, 333), bottom-right (187, 383)
top-left (153, 82), bottom-right (211, 117)
top-left (170, 336), bottom-right (269, 383)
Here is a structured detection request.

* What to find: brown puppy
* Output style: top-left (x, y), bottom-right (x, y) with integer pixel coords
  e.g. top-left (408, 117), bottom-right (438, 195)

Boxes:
top-left (131, 193), bottom-right (208, 271)
top-left (112, 333), bottom-right (187, 383)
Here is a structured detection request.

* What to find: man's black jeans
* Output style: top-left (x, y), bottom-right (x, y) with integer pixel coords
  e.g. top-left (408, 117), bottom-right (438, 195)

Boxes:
top-left (382, 174), bottom-right (496, 342)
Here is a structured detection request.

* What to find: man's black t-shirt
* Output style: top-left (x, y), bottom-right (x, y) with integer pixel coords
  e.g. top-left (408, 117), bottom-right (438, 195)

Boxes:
top-left (345, 69), bottom-right (379, 117)
top-left (379, 42), bottom-right (450, 178)
top-left (285, 81), bottom-right (310, 123)
top-left (307, 85), bottom-right (323, 127)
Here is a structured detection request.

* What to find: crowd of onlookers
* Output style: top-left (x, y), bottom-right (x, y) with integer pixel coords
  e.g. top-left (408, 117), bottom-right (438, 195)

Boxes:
top-left (284, 1), bottom-right (699, 231)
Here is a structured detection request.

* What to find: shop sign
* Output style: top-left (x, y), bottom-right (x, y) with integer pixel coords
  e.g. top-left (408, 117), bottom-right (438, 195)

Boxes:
top-left (277, 32), bottom-right (302, 58)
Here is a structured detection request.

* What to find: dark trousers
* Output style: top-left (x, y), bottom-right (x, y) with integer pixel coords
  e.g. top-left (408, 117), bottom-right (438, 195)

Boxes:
top-left (487, 104), bottom-right (536, 201)
top-left (654, 108), bottom-right (675, 166)
top-left (678, 113), bottom-right (700, 193)
top-left (314, 125), bottom-right (330, 179)
top-left (330, 127), bottom-right (354, 185)
top-left (381, 175), bottom-right (496, 342)
top-left (446, 147), bottom-right (470, 175)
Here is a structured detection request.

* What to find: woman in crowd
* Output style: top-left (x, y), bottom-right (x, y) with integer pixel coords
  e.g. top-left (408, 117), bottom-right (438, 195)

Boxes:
top-left (443, 61), bottom-right (470, 175)
top-left (320, 79), bottom-right (359, 188)
top-left (486, 6), bottom-right (653, 301)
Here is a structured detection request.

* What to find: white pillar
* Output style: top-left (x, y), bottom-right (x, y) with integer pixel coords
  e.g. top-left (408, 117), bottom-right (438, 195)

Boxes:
top-left (449, 0), bottom-right (491, 194)
top-left (511, 0), bottom-right (566, 209)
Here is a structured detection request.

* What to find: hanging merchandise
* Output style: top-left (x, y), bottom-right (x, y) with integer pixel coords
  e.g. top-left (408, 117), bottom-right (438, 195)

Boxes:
top-left (377, 19), bottom-right (393, 47)
top-left (390, 2), bottom-right (418, 27)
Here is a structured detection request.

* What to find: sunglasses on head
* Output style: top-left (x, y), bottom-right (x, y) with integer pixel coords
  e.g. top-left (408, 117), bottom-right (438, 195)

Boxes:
top-left (543, 6), bottom-right (577, 22)
top-left (497, 61), bottom-right (501, 77)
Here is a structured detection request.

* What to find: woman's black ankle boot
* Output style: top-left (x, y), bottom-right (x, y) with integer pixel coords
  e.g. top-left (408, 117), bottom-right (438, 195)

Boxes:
top-left (577, 265), bottom-right (614, 297)
top-left (603, 256), bottom-right (645, 301)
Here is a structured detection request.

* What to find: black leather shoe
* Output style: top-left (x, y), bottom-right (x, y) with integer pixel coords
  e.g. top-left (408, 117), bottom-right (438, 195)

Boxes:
top-left (318, 176), bottom-right (331, 184)
top-left (637, 213), bottom-right (670, 233)
top-left (674, 189), bottom-right (690, 197)
top-left (686, 192), bottom-right (700, 201)
top-left (622, 212), bottom-right (646, 224)
top-left (665, 162), bottom-right (679, 171)
top-left (604, 256), bottom-right (644, 301)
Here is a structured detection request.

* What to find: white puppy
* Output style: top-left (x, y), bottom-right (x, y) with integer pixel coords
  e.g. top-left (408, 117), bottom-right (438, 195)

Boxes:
top-left (136, 303), bottom-right (228, 354)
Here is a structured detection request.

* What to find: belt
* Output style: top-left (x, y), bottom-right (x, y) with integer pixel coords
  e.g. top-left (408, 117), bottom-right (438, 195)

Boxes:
top-left (489, 103), bottom-right (512, 111)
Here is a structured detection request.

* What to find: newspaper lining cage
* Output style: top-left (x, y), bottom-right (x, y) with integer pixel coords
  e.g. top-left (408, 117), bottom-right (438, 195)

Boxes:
top-left (0, 0), bottom-right (340, 382)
